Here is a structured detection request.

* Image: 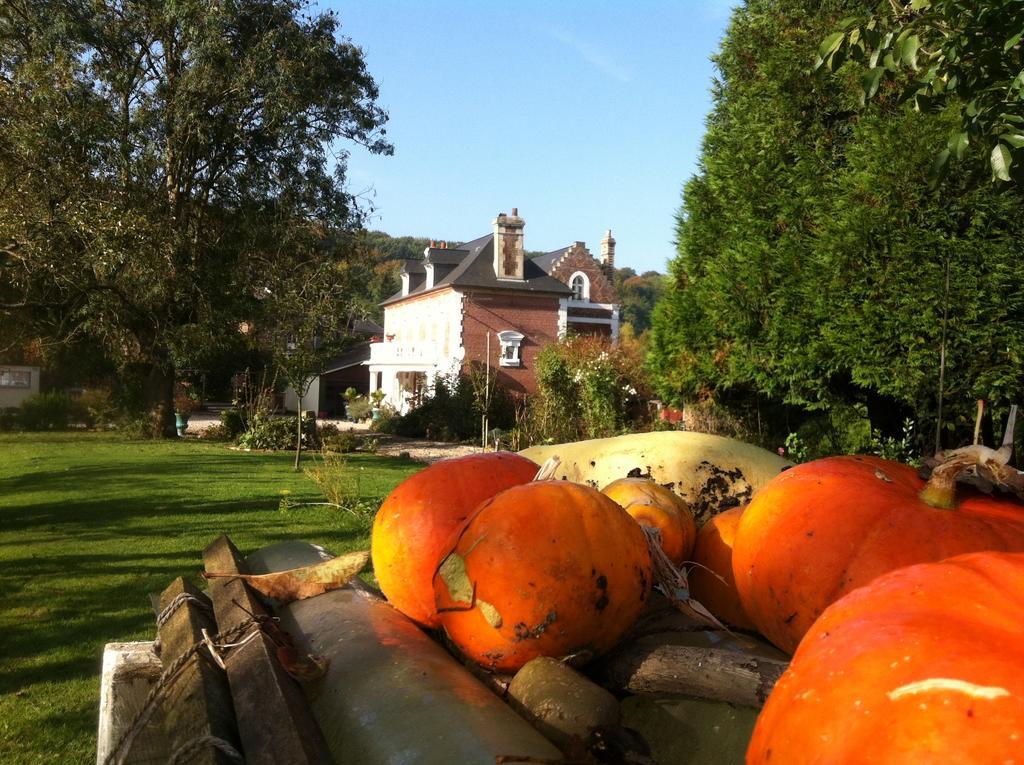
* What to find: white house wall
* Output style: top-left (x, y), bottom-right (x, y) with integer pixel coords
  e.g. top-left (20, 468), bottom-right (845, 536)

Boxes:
top-left (0, 365), bottom-right (40, 408)
top-left (369, 289), bottom-right (465, 412)
top-left (283, 375), bottom-right (322, 414)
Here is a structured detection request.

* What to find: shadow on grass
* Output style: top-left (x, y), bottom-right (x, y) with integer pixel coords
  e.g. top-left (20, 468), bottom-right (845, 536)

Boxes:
top-left (0, 434), bottom-right (420, 759)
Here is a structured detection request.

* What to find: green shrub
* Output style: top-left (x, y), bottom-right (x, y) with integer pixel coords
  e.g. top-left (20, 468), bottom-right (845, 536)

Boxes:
top-left (317, 422), bottom-right (340, 440)
top-left (77, 387), bottom-right (119, 428)
top-left (118, 410), bottom-right (164, 440)
top-left (370, 404), bottom-right (400, 434)
top-left (525, 336), bottom-right (650, 444)
top-left (870, 419), bottom-right (921, 466)
top-left (237, 415), bottom-right (299, 450)
top-left (373, 371), bottom-right (517, 442)
top-left (19, 392), bottom-right (73, 430)
top-left (298, 451), bottom-right (385, 514)
top-left (346, 396), bottom-right (371, 421)
top-left (220, 408), bottom-right (246, 439)
top-left (236, 414), bottom-right (320, 451)
top-left (0, 407), bottom-right (21, 431)
top-left (199, 423), bottom-right (232, 441)
top-left (322, 429), bottom-right (362, 453)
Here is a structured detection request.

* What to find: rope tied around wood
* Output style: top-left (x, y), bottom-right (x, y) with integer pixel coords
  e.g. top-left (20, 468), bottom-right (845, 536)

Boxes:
top-left (103, 617), bottom-right (261, 765)
top-left (156, 592), bottom-right (214, 630)
top-left (167, 734), bottom-right (244, 765)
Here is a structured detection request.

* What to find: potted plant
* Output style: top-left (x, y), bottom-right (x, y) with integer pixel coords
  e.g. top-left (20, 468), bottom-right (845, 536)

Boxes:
top-left (343, 387), bottom-right (359, 420)
top-left (370, 388), bottom-right (386, 421)
top-left (173, 381), bottom-right (199, 437)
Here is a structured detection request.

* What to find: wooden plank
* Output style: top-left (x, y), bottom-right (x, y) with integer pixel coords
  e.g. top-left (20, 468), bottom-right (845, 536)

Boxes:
top-left (96, 641), bottom-right (166, 765)
top-left (598, 634), bottom-right (789, 708)
top-left (156, 577), bottom-right (240, 765)
top-left (202, 535), bottom-right (333, 765)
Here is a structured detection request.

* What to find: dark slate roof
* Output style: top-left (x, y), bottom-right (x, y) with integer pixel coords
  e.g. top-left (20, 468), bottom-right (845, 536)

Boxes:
top-left (531, 246), bottom-right (570, 274)
top-left (425, 248), bottom-right (468, 265)
top-left (321, 342), bottom-right (372, 374)
top-left (382, 234), bottom-right (571, 305)
top-left (349, 318), bottom-right (383, 335)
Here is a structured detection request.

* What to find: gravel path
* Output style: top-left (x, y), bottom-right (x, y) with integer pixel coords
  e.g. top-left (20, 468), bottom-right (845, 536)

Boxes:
top-left (371, 435), bottom-right (482, 464)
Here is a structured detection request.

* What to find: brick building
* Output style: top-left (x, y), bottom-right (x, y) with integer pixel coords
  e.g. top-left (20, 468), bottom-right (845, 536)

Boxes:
top-left (368, 209), bottom-right (620, 412)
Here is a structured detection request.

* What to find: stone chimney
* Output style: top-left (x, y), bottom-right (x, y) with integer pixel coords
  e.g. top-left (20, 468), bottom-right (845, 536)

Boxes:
top-left (601, 229), bottom-right (616, 273)
top-left (493, 208), bottom-right (526, 280)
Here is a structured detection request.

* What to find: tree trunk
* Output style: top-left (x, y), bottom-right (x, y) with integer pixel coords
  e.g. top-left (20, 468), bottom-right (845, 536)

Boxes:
top-left (294, 408), bottom-right (303, 472)
top-left (144, 364), bottom-right (178, 438)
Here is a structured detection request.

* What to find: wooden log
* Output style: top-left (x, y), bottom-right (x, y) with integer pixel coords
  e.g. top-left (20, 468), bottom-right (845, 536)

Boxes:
top-left (507, 657), bottom-right (621, 750)
top-left (202, 535), bottom-right (333, 765)
top-left (156, 578), bottom-right (239, 765)
top-left (598, 633), bottom-right (788, 708)
top-left (96, 641), bottom-right (165, 765)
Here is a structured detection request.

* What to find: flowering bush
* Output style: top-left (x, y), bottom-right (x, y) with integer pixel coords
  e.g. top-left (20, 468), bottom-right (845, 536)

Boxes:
top-left (531, 335), bottom-right (649, 442)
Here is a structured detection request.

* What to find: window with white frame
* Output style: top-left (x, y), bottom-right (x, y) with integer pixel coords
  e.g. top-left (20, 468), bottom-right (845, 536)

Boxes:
top-left (0, 368), bottom-right (31, 388)
top-left (569, 272), bottom-right (590, 301)
top-left (497, 331), bottom-right (525, 367)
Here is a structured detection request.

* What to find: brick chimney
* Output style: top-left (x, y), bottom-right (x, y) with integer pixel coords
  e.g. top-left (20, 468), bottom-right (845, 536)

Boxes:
top-left (601, 229), bottom-right (616, 273)
top-left (493, 208), bottom-right (525, 280)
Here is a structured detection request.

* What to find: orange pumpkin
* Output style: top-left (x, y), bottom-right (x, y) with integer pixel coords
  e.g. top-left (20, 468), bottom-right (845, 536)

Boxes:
top-left (733, 454), bottom-right (1024, 653)
top-left (434, 481), bottom-right (653, 673)
top-left (688, 506), bottom-right (754, 630)
top-left (748, 551), bottom-right (1024, 764)
top-left (371, 451), bottom-right (538, 628)
top-left (601, 477), bottom-right (697, 565)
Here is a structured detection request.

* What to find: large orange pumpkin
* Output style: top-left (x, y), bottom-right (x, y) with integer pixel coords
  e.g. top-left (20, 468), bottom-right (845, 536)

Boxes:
top-left (748, 551), bottom-right (1024, 764)
top-left (601, 477), bottom-right (697, 565)
top-left (733, 454), bottom-right (1024, 653)
top-left (688, 506), bottom-right (754, 630)
top-left (371, 451), bottom-right (538, 628)
top-left (434, 481), bottom-right (653, 673)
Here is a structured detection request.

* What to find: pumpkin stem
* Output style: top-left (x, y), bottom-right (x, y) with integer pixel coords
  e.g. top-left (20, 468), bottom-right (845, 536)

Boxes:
top-left (921, 437), bottom-right (1024, 508)
top-left (533, 456), bottom-right (562, 481)
top-left (642, 526), bottom-right (726, 630)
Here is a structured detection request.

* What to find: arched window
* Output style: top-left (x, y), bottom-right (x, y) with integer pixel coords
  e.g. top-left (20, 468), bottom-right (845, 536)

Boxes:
top-left (569, 272), bottom-right (590, 301)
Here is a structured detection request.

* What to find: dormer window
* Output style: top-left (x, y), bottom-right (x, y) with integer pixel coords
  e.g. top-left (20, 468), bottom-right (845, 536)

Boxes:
top-left (569, 272), bottom-right (590, 301)
top-left (497, 330), bottom-right (524, 367)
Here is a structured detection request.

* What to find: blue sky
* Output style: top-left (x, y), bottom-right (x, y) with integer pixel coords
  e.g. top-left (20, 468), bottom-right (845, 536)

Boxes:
top-left (325, 1), bottom-right (739, 274)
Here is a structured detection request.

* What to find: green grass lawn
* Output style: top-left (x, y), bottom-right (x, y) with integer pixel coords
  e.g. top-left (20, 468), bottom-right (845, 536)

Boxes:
top-left (0, 432), bottom-right (423, 765)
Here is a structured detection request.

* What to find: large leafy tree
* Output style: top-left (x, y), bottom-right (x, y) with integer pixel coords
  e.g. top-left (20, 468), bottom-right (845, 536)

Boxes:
top-left (0, 0), bottom-right (391, 432)
top-left (819, 0), bottom-right (1024, 183)
top-left (649, 0), bottom-right (1024, 450)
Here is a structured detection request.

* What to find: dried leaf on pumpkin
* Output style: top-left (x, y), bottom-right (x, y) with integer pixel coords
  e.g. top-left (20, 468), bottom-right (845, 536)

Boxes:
top-left (205, 550), bottom-right (370, 603)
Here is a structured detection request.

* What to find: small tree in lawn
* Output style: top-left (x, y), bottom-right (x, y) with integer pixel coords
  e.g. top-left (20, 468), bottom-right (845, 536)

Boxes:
top-left (261, 255), bottom-right (356, 471)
